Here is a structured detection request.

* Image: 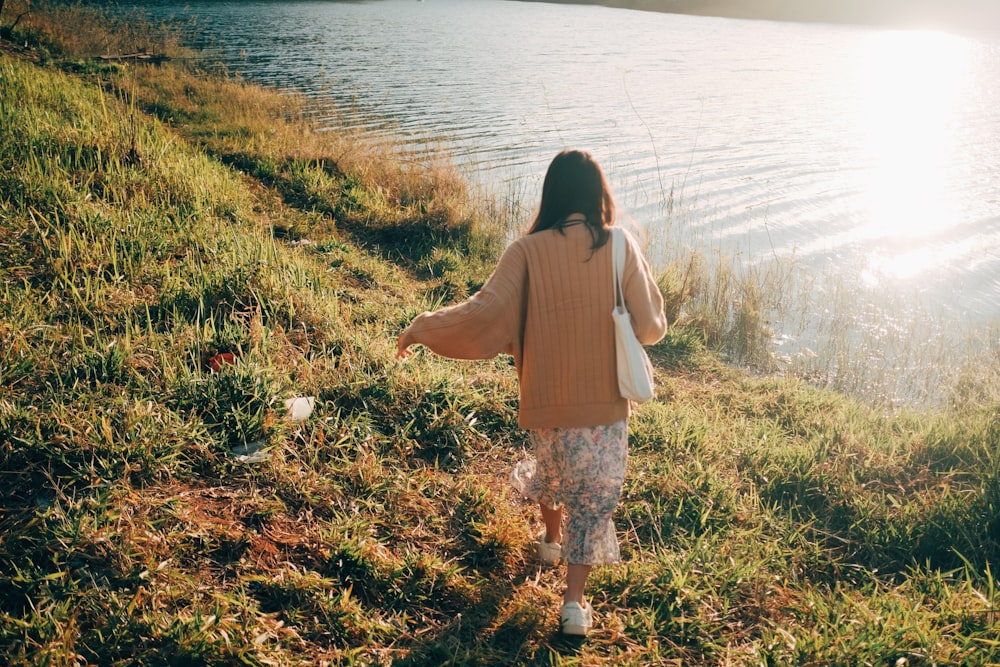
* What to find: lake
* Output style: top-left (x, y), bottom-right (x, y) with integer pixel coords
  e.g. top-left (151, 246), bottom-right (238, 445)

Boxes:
top-left (135, 0), bottom-right (1000, 405)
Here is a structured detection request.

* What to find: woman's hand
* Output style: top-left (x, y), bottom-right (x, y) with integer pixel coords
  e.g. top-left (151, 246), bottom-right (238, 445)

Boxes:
top-left (395, 333), bottom-right (414, 360)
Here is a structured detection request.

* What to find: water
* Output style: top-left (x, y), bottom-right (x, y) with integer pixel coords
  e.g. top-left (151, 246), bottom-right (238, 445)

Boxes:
top-left (137, 0), bottom-right (1000, 404)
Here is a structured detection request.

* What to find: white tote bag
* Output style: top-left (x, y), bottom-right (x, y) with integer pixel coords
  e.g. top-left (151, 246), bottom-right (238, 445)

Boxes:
top-left (611, 227), bottom-right (655, 403)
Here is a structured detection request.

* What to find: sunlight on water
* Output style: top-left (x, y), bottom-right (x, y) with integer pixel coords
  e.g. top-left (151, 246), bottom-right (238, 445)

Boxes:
top-left (850, 29), bottom-right (974, 284)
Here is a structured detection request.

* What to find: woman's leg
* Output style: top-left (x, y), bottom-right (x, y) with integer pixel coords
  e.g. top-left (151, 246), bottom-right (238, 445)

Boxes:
top-left (557, 422), bottom-right (628, 606)
top-left (540, 502), bottom-right (563, 544)
top-left (565, 563), bottom-right (592, 605)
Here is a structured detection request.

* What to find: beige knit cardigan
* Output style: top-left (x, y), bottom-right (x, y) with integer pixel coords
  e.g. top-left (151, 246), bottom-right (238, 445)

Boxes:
top-left (400, 224), bottom-right (668, 429)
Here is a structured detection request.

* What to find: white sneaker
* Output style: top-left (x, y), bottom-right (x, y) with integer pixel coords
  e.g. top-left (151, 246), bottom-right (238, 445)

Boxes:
top-left (537, 532), bottom-right (561, 565)
top-left (560, 601), bottom-right (593, 636)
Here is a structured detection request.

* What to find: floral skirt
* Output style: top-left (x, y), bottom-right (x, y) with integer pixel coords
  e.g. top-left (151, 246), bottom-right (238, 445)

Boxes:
top-left (510, 421), bottom-right (628, 565)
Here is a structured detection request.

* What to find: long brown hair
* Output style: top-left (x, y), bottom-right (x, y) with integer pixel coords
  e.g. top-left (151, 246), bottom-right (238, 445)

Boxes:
top-left (527, 149), bottom-right (615, 250)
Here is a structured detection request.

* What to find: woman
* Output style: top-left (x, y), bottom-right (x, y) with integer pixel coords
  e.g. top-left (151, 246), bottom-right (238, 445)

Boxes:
top-left (396, 149), bottom-right (667, 636)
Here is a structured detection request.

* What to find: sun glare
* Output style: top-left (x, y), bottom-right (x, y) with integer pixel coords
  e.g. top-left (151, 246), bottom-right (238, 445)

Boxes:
top-left (849, 30), bottom-right (973, 283)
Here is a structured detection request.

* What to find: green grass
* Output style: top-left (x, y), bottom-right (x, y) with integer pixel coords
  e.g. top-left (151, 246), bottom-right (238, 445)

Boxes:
top-left (3, 3), bottom-right (1000, 665)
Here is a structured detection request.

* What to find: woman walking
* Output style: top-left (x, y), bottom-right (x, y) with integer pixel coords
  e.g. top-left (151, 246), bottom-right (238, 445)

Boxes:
top-left (396, 149), bottom-right (667, 635)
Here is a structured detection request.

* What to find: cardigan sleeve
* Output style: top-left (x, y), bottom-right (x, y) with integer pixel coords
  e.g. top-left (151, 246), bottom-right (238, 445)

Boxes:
top-left (400, 241), bottom-right (528, 364)
top-left (623, 231), bottom-right (669, 345)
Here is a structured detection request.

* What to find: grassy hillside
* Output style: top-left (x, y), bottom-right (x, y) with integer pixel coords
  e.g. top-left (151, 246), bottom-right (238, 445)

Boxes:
top-left (3, 3), bottom-right (1000, 665)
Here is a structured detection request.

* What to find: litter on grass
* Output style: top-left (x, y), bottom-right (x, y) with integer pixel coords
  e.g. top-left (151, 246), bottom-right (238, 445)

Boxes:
top-left (285, 396), bottom-right (315, 423)
top-left (231, 440), bottom-right (268, 464)
top-left (229, 397), bottom-right (316, 464)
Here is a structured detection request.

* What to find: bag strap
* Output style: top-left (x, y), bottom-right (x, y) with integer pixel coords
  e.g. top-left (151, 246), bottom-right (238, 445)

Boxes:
top-left (612, 227), bottom-right (626, 310)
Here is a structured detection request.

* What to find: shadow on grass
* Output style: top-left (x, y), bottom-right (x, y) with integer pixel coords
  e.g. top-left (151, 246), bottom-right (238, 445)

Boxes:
top-left (391, 561), bottom-right (589, 667)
